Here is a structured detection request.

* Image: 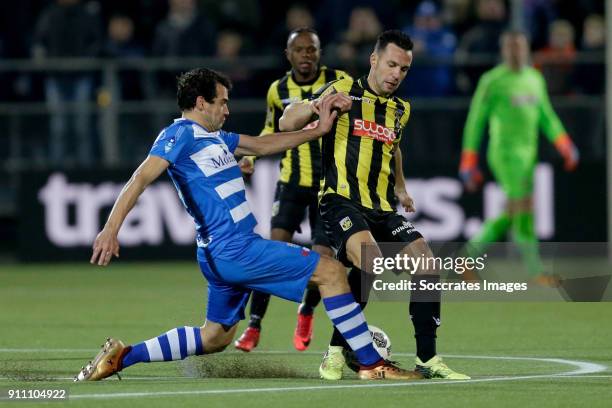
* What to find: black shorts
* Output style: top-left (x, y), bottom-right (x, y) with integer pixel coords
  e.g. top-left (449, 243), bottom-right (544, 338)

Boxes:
top-left (270, 182), bottom-right (330, 247)
top-left (319, 193), bottom-right (423, 266)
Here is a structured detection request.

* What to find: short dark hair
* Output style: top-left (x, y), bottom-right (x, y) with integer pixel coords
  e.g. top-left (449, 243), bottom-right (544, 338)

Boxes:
top-left (374, 30), bottom-right (414, 53)
top-left (287, 27), bottom-right (319, 46)
top-left (176, 68), bottom-right (232, 111)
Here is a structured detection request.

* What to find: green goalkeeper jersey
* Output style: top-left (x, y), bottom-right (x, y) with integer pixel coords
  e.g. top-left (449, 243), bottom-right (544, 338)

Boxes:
top-left (462, 64), bottom-right (566, 161)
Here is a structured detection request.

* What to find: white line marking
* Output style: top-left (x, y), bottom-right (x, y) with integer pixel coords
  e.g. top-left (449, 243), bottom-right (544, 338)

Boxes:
top-left (0, 348), bottom-right (607, 399)
top-left (554, 375), bottom-right (612, 378)
top-left (69, 371), bottom-right (608, 400)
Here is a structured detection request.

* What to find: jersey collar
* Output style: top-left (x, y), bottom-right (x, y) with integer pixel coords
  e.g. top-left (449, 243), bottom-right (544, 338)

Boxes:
top-left (175, 117), bottom-right (217, 135)
top-left (290, 65), bottom-right (325, 86)
top-left (358, 75), bottom-right (396, 99)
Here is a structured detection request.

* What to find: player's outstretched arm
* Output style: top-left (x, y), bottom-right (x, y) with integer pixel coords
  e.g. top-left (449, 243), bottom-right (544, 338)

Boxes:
top-left (279, 90), bottom-right (351, 131)
top-left (90, 155), bottom-right (169, 266)
top-left (235, 93), bottom-right (347, 157)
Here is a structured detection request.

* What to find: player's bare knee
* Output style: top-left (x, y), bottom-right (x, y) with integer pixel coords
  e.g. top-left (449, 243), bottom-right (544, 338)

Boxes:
top-left (313, 255), bottom-right (345, 287)
top-left (313, 244), bottom-right (334, 258)
top-left (329, 259), bottom-right (347, 287)
top-left (406, 238), bottom-right (436, 275)
top-left (200, 323), bottom-right (237, 354)
top-left (202, 333), bottom-right (233, 354)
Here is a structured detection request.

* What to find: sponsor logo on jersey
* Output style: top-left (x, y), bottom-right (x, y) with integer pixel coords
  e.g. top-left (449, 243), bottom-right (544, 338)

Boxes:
top-left (211, 145), bottom-right (234, 168)
top-left (391, 221), bottom-right (415, 236)
top-left (352, 119), bottom-right (396, 144)
top-left (511, 94), bottom-right (538, 107)
top-left (340, 216), bottom-right (353, 231)
top-left (190, 143), bottom-right (237, 176)
top-left (350, 95), bottom-right (374, 105)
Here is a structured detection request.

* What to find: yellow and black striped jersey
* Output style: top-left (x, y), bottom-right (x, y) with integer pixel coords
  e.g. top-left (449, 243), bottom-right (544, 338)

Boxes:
top-left (261, 66), bottom-right (350, 188)
top-left (314, 76), bottom-right (411, 211)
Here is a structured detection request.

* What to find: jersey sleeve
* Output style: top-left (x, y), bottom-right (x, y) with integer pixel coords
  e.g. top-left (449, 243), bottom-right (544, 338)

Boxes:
top-left (334, 70), bottom-right (352, 81)
top-left (311, 79), bottom-right (341, 100)
top-left (537, 72), bottom-right (567, 142)
top-left (149, 126), bottom-right (192, 164)
top-left (462, 73), bottom-right (493, 153)
top-left (395, 99), bottom-right (411, 144)
top-left (260, 82), bottom-right (280, 135)
top-left (219, 130), bottom-right (240, 154)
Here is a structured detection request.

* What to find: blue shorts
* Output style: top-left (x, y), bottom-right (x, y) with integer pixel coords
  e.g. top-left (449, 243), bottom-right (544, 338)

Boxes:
top-left (197, 234), bottom-right (320, 326)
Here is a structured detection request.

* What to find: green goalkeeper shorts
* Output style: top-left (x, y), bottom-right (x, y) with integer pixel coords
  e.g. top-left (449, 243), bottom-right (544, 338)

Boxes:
top-left (488, 153), bottom-right (535, 199)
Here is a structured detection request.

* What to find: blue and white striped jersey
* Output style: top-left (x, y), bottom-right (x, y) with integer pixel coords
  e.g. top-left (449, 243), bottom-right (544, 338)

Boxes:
top-left (149, 118), bottom-right (256, 253)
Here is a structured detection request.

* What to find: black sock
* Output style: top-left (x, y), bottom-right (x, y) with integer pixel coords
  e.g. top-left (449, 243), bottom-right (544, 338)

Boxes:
top-left (299, 287), bottom-right (321, 315)
top-left (409, 299), bottom-right (440, 363)
top-left (330, 267), bottom-right (373, 348)
top-left (248, 291), bottom-right (271, 329)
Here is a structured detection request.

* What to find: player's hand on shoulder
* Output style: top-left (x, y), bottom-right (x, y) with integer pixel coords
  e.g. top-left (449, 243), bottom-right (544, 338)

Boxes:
top-left (330, 92), bottom-right (352, 113)
top-left (316, 93), bottom-right (341, 133)
top-left (90, 228), bottom-right (120, 266)
top-left (312, 92), bottom-right (351, 117)
top-left (238, 156), bottom-right (255, 175)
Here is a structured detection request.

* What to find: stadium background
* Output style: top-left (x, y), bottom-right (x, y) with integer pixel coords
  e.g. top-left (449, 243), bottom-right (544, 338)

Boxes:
top-left (0, 2), bottom-right (611, 406)
top-left (0, 0), bottom-right (607, 261)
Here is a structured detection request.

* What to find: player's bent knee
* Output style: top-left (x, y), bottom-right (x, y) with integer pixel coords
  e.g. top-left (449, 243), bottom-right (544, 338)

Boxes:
top-left (311, 255), bottom-right (346, 287)
top-left (313, 244), bottom-right (334, 258)
top-left (406, 238), bottom-right (436, 274)
top-left (202, 334), bottom-right (233, 354)
top-left (200, 322), bottom-right (238, 354)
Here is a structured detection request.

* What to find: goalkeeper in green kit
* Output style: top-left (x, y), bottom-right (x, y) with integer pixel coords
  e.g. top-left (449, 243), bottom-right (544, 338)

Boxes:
top-left (459, 31), bottom-right (579, 286)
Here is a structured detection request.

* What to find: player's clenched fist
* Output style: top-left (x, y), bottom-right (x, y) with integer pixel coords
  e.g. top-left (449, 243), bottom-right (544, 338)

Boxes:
top-left (312, 92), bottom-right (352, 115)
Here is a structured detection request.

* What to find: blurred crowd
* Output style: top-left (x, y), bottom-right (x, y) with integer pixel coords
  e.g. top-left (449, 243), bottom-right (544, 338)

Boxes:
top-left (0, 0), bottom-right (605, 165)
top-left (0, 0), bottom-right (605, 98)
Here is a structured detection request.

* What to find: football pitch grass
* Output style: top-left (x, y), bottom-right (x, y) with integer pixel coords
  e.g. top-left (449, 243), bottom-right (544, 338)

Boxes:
top-left (1, 262), bottom-right (611, 407)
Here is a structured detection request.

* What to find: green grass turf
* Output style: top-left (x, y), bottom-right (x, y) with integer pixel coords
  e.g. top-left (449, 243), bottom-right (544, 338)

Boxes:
top-left (1, 262), bottom-right (611, 407)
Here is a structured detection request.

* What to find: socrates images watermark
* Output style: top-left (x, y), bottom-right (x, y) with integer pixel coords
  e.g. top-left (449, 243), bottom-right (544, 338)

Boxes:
top-left (370, 253), bottom-right (529, 294)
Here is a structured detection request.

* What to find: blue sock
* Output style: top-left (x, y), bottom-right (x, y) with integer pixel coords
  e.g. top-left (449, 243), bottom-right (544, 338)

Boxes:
top-left (122, 326), bottom-right (203, 369)
top-left (322, 293), bottom-right (381, 366)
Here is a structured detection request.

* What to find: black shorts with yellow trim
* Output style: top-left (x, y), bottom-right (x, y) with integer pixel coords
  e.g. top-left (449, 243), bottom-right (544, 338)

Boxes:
top-left (319, 193), bottom-right (423, 266)
top-left (270, 181), bottom-right (330, 247)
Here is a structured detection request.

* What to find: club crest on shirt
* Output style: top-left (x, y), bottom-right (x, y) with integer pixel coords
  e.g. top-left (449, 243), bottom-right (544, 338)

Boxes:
top-left (340, 216), bottom-right (353, 231)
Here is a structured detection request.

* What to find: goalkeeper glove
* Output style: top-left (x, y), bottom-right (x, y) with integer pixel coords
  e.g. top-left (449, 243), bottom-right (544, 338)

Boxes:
top-left (459, 150), bottom-right (483, 192)
top-left (554, 134), bottom-right (579, 172)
